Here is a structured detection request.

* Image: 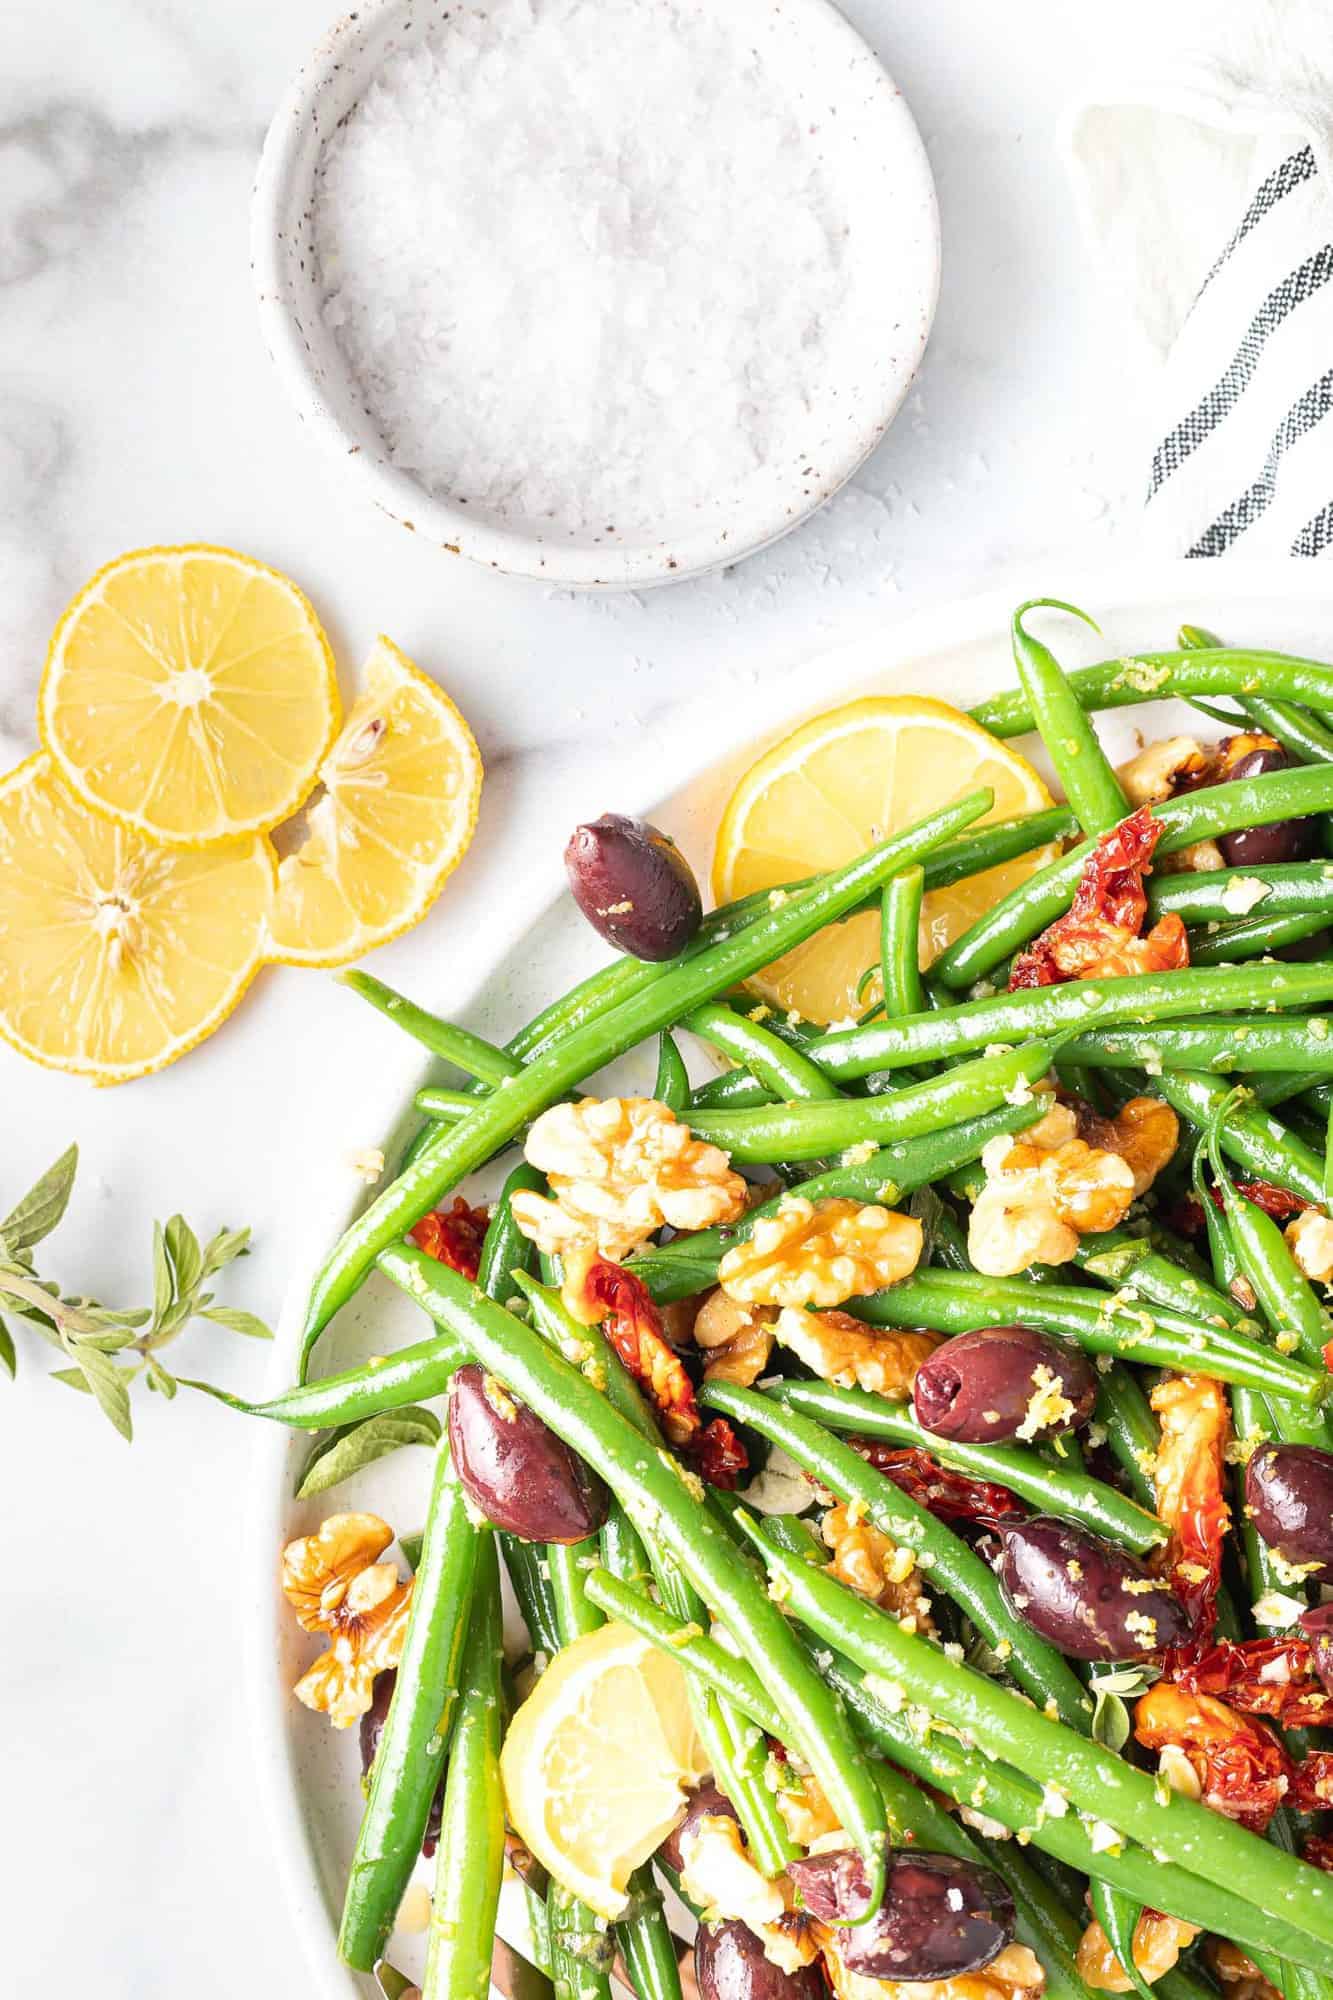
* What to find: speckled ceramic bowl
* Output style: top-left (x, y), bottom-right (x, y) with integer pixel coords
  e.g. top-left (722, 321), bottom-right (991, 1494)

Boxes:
top-left (250, 0), bottom-right (940, 589)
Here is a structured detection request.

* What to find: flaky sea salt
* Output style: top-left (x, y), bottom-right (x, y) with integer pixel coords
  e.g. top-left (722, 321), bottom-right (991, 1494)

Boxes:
top-left (313, 0), bottom-right (885, 540)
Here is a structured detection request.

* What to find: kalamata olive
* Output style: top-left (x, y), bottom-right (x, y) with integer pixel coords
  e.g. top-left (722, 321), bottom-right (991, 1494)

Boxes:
top-left (564, 813), bottom-right (703, 961)
top-left (657, 1781), bottom-right (738, 1874)
top-left (359, 1670), bottom-right (444, 1855)
top-left (1300, 1604), bottom-right (1333, 1695)
top-left (1246, 1443), bottom-right (1333, 1580)
top-left (1216, 745), bottom-right (1317, 868)
top-left (447, 1364), bottom-right (609, 1543)
top-left (787, 1848), bottom-right (1014, 1980)
top-left (994, 1517), bottom-right (1193, 1660)
top-left (694, 1920), bottom-right (826, 2000)
top-left (912, 1325), bottom-right (1096, 1444)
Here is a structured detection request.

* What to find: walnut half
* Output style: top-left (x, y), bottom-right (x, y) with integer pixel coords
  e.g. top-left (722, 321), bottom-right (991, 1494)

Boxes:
top-left (281, 1513), bottom-right (413, 1728)
top-left (717, 1196), bottom-right (922, 1310)
top-left (773, 1305), bottom-right (937, 1397)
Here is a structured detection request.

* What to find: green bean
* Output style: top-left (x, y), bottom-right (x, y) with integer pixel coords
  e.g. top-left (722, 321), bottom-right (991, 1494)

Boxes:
top-left (930, 764), bottom-right (1333, 988)
top-left (1149, 1069), bottom-right (1328, 1203)
top-left (546, 1541), bottom-right (603, 1642)
top-left (381, 1247), bottom-right (891, 1909)
top-left (1251, 1067), bottom-right (1331, 1108)
top-left (549, 1885), bottom-right (614, 2000)
top-left (970, 648), bottom-right (1333, 739)
top-left (763, 1378), bottom-right (1164, 1552)
top-left (184, 1328), bottom-right (466, 1429)
top-left (302, 790), bottom-right (996, 1366)
top-left (338, 1445), bottom-right (483, 1970)
top-left (1057, 1017), bottom-right (1333, 1077)
top-left (698, 1381), bottom-right (1092, 1728)
top-left (1088, 1880), bottom-right (1154, 2000)
top-left (502, 1536), bottom-right (561, 1658)
top-left (850, 1267), bottom-right (1326, 1402)
top-left (879, 867), bottom-right (925, 1018)
top-left (1148, 862), bottom-right (1333, 924)
top-left (1242, 691), bottom-right (1333, 767)
top-left (415, 1087), bottom-right (477, 1122)
top-left (1074, 1226), bottom-right (1249, 1327)
top-left (653, 1031), bottom-right (691, 1113)
top-left (808, 959), bottom-right (1333, 1076)
top-left (1188, 910), bottom-right (1332, 965)
top-left (477, 1162), bottom-right (544, 1300)
top-left (742, 1514), bottom-right (1333, 1955)
top-left (614, 1874), bottom-right (682, 2000)
top-left (1208, 1112), bottom-right (1331, 1370)
top-left (679, 1000), bottom-right (841, 1101)
top-left (688, 1067), bottom-right (773, 1112)
top-left (1011, 599), bottom-right (1127, 834)
top-left (342, 969), bottom-right (525, 1084)
top-left (1092, 1368), bottom-right (1159, 1508)
top-left (423, 1534), bottom-right (504, 2000)
top-left (686, 1040), bottom-right (1054, 1163)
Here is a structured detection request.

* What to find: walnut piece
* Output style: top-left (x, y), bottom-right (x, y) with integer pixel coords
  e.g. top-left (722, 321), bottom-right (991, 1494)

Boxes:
top-left (1076, 1096), bottom-right (1180, 1197)
top-left (1076, 1913), bottom-right (1200, 1992)
top-left (1204, 1942), bottom-right (1282, 2000)
top-left (774, 1305), bottom-right (937, 1398)
top-left (1286, 1207), bottom-right (1333, 1285)
top-left (1115, 736), bottom-right (1208, 807)
top-left (717, 1196), bottom-right (922, 1310)
top-left (776, 1770), bottom-right (842, 1847)
top-left (820, 1937), bottom-right (1044, 2000)
top-left (281, 1513), bottom-right (413, 1728)
top-left (679, 1816), bottom-right (818, 1972)
top-left (511, 1095), bottom-right (748, 1261)
top-left (693, 1287), bottom-right (777, 1388)
top-left (822, 1500), bottom-right (934, 1633)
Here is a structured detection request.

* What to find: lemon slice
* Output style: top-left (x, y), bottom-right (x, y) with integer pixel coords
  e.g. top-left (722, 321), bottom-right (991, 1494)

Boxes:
top-left (500, 1622), bottom-right (709, 1919)
top-left (712, 694), bottom-right (1056, 1023)
top-left (0, 755), bottom-right (273, 1084)
top-left (39, 545), bottom-right (338, 848)
top-left (265, 635), bottom-right (483, 968)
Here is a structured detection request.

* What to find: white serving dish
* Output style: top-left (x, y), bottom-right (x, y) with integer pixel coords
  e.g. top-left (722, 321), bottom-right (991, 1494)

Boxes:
top-left (249, 560), bottom-right (1333, 1998)
top-left (250, 0), bottom-right (939, 590)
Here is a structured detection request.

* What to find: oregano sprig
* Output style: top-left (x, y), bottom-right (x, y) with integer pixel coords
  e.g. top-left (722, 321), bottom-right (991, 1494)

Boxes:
top-left (0, 1144), bottom-right (272, 1440)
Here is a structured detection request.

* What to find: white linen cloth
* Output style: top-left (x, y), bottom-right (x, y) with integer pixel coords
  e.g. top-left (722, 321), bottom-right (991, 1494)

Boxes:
top-left (1064, 0), bottom-right (1333, 555)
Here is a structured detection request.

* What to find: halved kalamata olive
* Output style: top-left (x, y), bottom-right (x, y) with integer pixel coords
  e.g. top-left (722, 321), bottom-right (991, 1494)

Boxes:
top-left (657, 1781), bottom-right (738, 1874)
top-left (995, 1517), bottom-right (1193, 1660)
top-left (448, 1364), bottom-right (609, 1543)
top-left (1246, 1444), bottom-right (1333, 1580)
top-left (787, 1848), bottom-right (1014, 1980)
top-left (912, 1325), bottom-right (1096, 1444)
top-left (1217, 745), bottom-right (1318, 868)
top-left (694, 1920), bottom-right (826, 2000)
top-left (564, 814), bottom-right (703, 961)
top-left (1300, 1604), bottom-right (1333, 1694)
top-left (360, 1670), bottom-right (444, 1855)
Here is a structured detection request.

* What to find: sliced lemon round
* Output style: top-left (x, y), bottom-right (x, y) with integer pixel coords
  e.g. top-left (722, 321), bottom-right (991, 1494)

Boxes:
top-left (500, 1621), bottom-right (709, 1920)
top-left (0, 755), bottom-right (273, 1084)
top-left (265, 635), bottom-right (483, 968)
top-left (712, 694), bottom-right (1056, 1023)
top-left (39, 544), bottom-right (338, 848)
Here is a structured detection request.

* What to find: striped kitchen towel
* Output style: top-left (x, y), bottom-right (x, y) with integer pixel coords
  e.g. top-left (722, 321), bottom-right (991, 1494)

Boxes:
top-left (1064, 0), bottom-right (1333, 557)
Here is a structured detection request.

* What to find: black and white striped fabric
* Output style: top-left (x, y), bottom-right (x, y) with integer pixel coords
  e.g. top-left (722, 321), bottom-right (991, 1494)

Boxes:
top-left (1147, 142), bottom-right (1333, 556)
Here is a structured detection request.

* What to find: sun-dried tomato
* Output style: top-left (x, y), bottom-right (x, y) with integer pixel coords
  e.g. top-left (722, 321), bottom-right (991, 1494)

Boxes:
top-left (410, 1198), bottom-right (489, 1281)
top-left (1290, 1752), bottom-right (1333, 1814)
top-left (1304, 1835), bottom-right (1333, 1874)
top-left (1151, 1374), bottom-right (1229, 1661)
top-left (566, 1255), bottom-right (748, 1487)
top-left (1010, 806), bottom-right (1191, 989)
top-left (850, 1440), bottom-right (1024, 1527)
top-left (1208, 1179), bottom-right (1308, 1223)
top-left (1175, 1638), bottom-right (1333, 1730)
top-left (1135, 1683), bottom-right (1295, 1834)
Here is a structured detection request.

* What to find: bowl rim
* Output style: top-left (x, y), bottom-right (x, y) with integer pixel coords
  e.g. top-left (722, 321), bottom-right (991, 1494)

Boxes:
top-left (249, 0), bottom-right (941, 590)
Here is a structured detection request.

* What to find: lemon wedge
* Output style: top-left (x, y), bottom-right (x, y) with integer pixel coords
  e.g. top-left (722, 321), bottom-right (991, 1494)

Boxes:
top-left (39, 544), bottom-right (338, 847)
top-left (500, 1622), bottom-right (709, 1920)
top-left (265, 635), bottom-right (483, 968)
top-left (0, 754), bottom-right (272, 1083)
top-left (712, 694), bottom-right (1055, 1023)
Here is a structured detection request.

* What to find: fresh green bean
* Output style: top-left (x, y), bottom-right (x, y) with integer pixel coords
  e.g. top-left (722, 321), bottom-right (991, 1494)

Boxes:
top-left (742, 1514), bottom-right (1333, 1954)
top-left (1011, 599), bottom-right (1127, 833)
top-left (502, 1536), bottom-right (561, 1659)
top-left (477, 1162), bottom-right (544, 1299)
top-left (1148, 863), bottom-right (1333, 924)
top-left (653, 1031), bottom-right (691, 1113)
top-left (1056, 1017), bottom-right (1333, 1078)
top-left (971, 648), bottom-right (1333, 739)
top-left (1150, 1069), bottom-right (1328, 1204)
top-left (423, 1534), bottom-right (504, 2000)
top-left (1088, 1881), bottom-right (1154, 2000)
top-left (381, 1246), bottom-right (891, 1909)
top-left (1188, 910), bottom-right (1332, 965)
top-left (679, 1000), bottom-right (841, 1101)
top-left (415, 1087), bottom-right (478, 1122)
top-left (343, 969), bottom-right (525, 1084)
top-left (1251, 1067), bottom-right (1331, 1108)
top-left (1074, 1226), bottom-right (1249, 1327)
top-left (688, 1067), bottom-right (773, 1112)
top-left (763, 1377), bottom-right (1165, 1551)
top-left (302, 790), bottom-right (997, 1366)
top-left (184, 1329), bottom-right (466, 1429)
top-left (1242, 691), bottom-right (1333, 767)
top-left (851, 1267), bottom-right (1326, 1402)
top-left (686, 1039), bottom-right (1054, 1163)
top-left (1092, 1369), bottom-right (1159, 1509)
top-left (549, 1886), bottom-right (614, 2000)
top-left (339, 1445), bottom-right (482, 1970)
top-left (1208, 1113), bottom-right (1331, 1369)
top-left (930, 764), bottom-right (1333, 989)
top-left (879, 867), bottom-right (926, 1018)
top-left (809, 960), bottom-right (1333, 1076)
top-left (699, 1381), bottom-right (1092, 1727)
top-left (614, 1874), bottom-right (682, 2000)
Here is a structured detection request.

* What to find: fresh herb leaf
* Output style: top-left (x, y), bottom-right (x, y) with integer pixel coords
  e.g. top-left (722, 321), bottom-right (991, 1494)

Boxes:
top-left (0, 1144), bottom-right (78, 1254)
top-left (398, 1531), bottom-right (424, 1573)
top-left (72, 1344), bottom-right (134, 1441)
top-left (163, 1216), bottom-right (204, 1302)
top-left (0, 1320), bottom-right (14, 1380)
top-left (1088, 1663), bottom-right (1159, 1752)
top-left (296, 1408), bottom-right (442, 1500)
top-left (200, 1226), bottom-right (251, 1279)
top-left (200, 1305), bottom-right (274, 1341)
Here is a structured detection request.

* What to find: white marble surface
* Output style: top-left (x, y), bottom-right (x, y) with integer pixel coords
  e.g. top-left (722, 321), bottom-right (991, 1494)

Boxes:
top-left (0, 0), bottom-right (1177, 1990)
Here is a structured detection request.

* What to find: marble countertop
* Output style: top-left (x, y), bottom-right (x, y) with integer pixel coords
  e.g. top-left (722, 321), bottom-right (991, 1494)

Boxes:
top-left (2, 1), bottom-right (1163, 1990)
